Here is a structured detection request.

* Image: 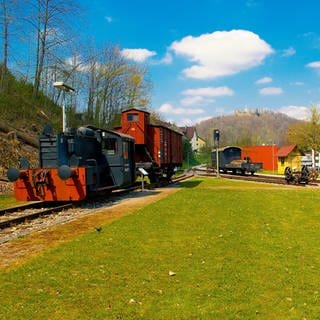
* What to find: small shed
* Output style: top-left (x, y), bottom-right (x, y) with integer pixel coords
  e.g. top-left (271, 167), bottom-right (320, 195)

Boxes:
top-left (277, 144), bottom-right (303, 174)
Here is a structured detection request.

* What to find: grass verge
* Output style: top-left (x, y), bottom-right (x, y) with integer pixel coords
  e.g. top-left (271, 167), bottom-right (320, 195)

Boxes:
top-left (1, 178), bottom-right (320, 319)
top-left (0, 194), bottom-right (20, 209)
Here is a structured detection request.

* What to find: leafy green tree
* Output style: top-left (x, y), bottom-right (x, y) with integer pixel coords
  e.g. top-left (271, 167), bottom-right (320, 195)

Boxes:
top-left (288, 105), bottom-right (320, 165)
top-left (183, 137), bottom-right (196, 168)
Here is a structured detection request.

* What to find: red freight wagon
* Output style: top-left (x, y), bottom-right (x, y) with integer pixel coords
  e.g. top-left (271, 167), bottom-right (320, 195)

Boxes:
top-left (242, 145), bottom-right (278, 171)
top-left (116, 108), bottom-right (183, 182)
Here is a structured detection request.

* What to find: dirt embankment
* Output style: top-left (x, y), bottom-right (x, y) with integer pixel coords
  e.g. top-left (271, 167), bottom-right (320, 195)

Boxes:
top-left (0, 125), bottom-right (38, 184)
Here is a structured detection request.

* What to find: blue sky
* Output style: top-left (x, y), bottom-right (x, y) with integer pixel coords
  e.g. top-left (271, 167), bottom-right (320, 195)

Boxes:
top-left (78, 0), bottom-right (320, 126)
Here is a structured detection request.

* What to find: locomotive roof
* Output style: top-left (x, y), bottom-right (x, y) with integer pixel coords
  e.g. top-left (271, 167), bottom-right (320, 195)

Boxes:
top-left (216, 146), bottom-right (242, 152)
top-left (85, 125), bottom-right (135, 141)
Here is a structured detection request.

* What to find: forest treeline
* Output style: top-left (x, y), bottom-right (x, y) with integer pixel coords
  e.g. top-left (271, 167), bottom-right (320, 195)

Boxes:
top-left (0, 0), bottom-right (151, 131)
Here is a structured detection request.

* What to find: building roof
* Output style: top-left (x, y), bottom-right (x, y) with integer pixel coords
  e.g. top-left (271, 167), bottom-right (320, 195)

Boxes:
top-left (179, 126), bottom-right (196, 140)
top-left (277, 144), bottom-right (296, 157)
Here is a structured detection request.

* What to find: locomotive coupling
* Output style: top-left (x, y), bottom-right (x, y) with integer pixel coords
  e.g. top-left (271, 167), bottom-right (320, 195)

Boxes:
top-left (58, 165), bottom-right (77, 180)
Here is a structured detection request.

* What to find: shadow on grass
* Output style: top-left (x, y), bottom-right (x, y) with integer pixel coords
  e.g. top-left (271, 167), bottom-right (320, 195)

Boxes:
top-left (179, 180), bottom-right (202, 188)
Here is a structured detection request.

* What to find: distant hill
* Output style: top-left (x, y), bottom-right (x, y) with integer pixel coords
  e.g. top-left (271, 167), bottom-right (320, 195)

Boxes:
top-left (196, 109), bottom-right (301, 147)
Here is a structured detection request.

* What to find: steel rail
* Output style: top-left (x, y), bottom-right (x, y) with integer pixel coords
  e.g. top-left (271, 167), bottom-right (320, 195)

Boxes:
top-left (193, 167), bottom-right (318, 186)
top-left (0, 203), bottom-right (74, 229)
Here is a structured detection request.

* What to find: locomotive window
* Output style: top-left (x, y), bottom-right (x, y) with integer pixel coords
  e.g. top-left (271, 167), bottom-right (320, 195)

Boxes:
top-left (123, 141), bottom-right (129, 159)
top-left (103, 138), bottom-right (117, 155)
top-left (127, 113), bottom-right (139, 121)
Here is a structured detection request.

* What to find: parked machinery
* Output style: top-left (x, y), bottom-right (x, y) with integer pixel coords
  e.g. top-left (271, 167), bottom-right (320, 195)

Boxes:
top-left (7, 108), bottom-right (183, 201)
top-left (211, 146), bottom-right (262, 175)
top-left (284, 165), bottom-right (318, 185)
top-left (115, 108), bottom-right (183, 182)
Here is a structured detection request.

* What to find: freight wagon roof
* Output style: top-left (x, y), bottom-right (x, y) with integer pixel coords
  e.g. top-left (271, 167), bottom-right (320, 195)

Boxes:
top-left (122, 107), bottom-right (150, 114)
top-left (149, 120), bottom-right (183, 135)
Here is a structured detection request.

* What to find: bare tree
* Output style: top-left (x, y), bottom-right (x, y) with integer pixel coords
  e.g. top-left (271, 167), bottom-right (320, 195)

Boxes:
top-left (125, 64), bottom-right (152, 110)
top-left (25, 0), bottom-right (78, 100)
top-left (0, 0), bottom-right (8, 90)
top-left (0, 0), bottom-right (17, 91)
top-left (97, 47), bottom-right (152, 127)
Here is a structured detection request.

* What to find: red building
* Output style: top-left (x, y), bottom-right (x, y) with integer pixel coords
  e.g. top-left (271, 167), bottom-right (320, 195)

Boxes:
top-left (242, 145), bottom-right (278, 171)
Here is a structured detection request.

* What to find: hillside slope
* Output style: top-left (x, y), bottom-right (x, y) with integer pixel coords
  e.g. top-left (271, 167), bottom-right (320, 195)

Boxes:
top-left (196, 110), bottom-right (300, 147)
top-left (0, 70), bottom-right (61, 176)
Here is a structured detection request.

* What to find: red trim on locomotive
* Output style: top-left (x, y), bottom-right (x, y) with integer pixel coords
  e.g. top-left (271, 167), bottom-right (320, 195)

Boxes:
top-left (13, 167), bottom-right (86, 201)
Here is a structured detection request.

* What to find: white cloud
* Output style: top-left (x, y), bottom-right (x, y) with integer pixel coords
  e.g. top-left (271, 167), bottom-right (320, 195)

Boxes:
top-left (169, 29), bottom-right (274, 79)
top-left (180, 96), bottom-right (209, 107)
top-left (182, 86), bottom-right (234, 97)
top-left (177, 116), bottom-right (213, 126)
top-left (121, 48), bottom-right (157, 62)
top-left (159, 52), bottom-right (173, 65)
top-left (65, 55), bottom-right (93, 72)
top-left (278, 105), bottom-right (309, 120)
top-left (259, 87), bottom-right (283, 95)
top-left (178, 118), bottom-right (194, 126)
top-left (255, 76), bottom-right (272, 84)
top-left (179, 86), bottom-right (233, 107)
top-left (306, 61), bottom-right (320, 69)
top-left (105, 16), bottom-right (113, 23)
top-left (290, 81), bottom-right (304, 86)
top-left (246, 0), bottom-right (260, 7)
top-left (158, 103), bottom-right (204, 115)
top-left (281, 47), bottom-right (296, 57)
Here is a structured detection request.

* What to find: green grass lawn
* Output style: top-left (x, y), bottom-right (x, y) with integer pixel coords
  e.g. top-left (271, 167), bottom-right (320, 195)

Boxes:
top-left (1, 178), bottom-right (320, 319)
top-left (0, 194), bottom-right (20, 209)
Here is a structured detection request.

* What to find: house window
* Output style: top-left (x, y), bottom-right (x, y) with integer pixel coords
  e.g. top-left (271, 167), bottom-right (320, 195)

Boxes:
top-left (127, 113), bottom-right (139, 121)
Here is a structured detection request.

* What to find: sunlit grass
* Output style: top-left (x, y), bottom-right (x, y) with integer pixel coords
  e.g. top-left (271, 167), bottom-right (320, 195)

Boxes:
top-left (0, 194), bottom-right (20, 209)
top-left (1, 177), bottom-right (320, 319)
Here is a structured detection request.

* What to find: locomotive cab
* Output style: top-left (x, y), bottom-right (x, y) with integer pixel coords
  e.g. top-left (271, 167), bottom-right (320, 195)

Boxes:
top-left (99, 129), bottom-right (135, 188)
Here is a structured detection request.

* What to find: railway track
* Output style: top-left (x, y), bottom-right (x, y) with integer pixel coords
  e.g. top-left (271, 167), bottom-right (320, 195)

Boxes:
top-left (193, 166), bottom-right (319, 186)
top-left (0, 172), bottom-right (191, 233)
top-left (0, 202), bottom-right (74, 229)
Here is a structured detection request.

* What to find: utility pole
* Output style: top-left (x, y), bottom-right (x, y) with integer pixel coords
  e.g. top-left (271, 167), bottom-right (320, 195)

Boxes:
top-left (214, 129), bottom-right (220, 177)
top-left (53, 82), bottom-right (75, 132)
